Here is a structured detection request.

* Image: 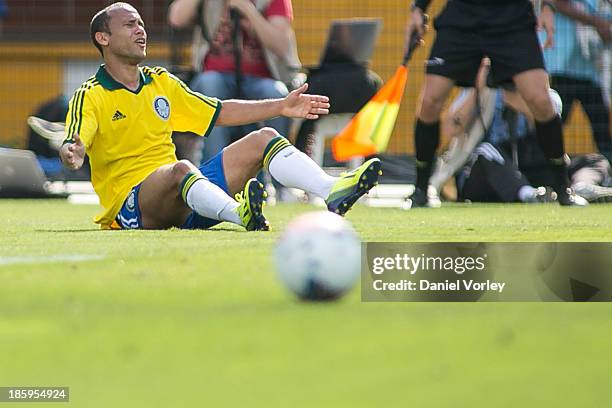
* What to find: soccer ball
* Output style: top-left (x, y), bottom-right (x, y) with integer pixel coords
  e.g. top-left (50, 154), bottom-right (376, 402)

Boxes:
top-left (274, 211), bottom-right (361, 301)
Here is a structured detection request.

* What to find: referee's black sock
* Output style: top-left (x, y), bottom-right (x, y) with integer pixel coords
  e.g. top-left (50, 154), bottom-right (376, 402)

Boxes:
top-left (415, 119), bottom-right (440, 192)
top-left (535, 115), bottom-right (569, 192)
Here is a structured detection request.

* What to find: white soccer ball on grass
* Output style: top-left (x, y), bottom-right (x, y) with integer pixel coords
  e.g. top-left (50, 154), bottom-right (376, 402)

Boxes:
top-left (274, 211), bottom-right (361, 301)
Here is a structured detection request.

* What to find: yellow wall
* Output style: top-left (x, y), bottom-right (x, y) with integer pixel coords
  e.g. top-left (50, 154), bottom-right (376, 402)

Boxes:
top-left (0, 61), bottom-right (62, 147)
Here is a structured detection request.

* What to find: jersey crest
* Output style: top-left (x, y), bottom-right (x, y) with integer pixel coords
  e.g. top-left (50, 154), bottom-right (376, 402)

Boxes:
top-left (153, 96), bottom-right (170, 120)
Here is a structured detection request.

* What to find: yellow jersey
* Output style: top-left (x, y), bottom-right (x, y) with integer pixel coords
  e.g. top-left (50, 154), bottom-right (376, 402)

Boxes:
top-left (64, 65), bottom-right (221, 228)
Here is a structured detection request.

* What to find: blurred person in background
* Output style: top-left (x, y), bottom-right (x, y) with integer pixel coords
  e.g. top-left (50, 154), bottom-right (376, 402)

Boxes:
top-left (168, 0), bottom-right (300, 166)
top-left (26, 97), bottom-right (93, 182)
top-left (0, 0), bottom-right (8, 35)
top-left (405, 0), bottom-right (586, 207)
top-left (543, 0), bottom-right (612, 165)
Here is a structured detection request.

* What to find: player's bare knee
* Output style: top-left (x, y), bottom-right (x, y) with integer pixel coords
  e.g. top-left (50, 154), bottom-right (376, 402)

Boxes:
top-left (256, 127), bottom-right (279, 143)
top-left (250, 127), bottom-right (280, 151)
top-left (172, 160), bottom-right (197, 186)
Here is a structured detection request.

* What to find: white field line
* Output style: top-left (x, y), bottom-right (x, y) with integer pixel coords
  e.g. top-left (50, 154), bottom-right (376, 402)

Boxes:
top-left (0, 254), bottom-right (105, 266)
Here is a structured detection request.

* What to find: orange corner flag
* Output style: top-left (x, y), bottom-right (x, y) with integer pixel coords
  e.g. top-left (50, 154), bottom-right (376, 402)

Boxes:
top-left (332, 65), bottom-right (408, 162)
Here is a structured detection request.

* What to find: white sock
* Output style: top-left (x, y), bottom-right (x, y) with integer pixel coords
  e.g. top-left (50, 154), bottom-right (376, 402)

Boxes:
top-left (182, 173), bottom-right (242, 225)
top-left (265, 138), bottom-right (336, 199)
top-left (518, 185), bottom-right (537, 202)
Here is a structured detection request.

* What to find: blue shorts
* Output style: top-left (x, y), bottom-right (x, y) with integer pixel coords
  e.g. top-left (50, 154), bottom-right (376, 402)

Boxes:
top-left (115, 151), bottom-right (229, 230)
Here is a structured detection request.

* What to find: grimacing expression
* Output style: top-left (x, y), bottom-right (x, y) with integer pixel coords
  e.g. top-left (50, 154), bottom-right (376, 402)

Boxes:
top-left (101, 6), bottom-right (147, 63)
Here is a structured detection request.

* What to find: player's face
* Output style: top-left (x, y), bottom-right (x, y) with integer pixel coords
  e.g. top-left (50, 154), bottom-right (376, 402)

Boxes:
top-left (106, 6), bottom-right (147, 64)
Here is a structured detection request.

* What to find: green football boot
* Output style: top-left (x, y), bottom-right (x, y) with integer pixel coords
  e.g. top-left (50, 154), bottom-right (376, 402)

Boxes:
top-left (235, 178), bottom-right (270, 231)
top-left (325, 158), bottom-right (382, 216)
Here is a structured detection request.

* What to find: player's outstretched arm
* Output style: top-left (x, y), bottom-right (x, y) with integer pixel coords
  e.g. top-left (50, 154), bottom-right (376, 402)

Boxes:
top-left (59, 133), bottom-right (85, 170)
top-left (216, 83), bottom-right (330, 126)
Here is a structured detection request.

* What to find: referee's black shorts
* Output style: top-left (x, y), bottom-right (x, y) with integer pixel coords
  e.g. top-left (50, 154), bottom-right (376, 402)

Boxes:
top-left (426, 27), bottom-right (545, 87)
top-left (424, 0), bottom-right (544, 87)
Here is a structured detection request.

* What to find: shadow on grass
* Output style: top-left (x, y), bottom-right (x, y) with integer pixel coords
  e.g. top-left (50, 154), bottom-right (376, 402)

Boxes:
top-left (206, 227), bottom-right (251, 233)
top-left (37, 228), bottom-right (248, 233)
top-left (36, 229), bottom-right (101, 233)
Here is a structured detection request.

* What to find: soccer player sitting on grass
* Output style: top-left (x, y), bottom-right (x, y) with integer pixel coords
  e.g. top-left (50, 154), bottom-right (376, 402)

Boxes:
top-left (60, 2), bottom-right (381, 231)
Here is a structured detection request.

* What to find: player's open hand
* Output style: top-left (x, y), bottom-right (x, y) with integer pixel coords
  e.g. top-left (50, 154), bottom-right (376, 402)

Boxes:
top-left (60, 133), bottom-right (85, 170)
top-left (281, 83), bottom-right (330, 119)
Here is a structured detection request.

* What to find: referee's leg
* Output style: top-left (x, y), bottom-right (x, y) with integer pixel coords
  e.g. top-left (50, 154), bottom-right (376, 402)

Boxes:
top-left (413, 74), bottom-right (455, 206)
top-left (513, 69), bottom-right (582, 205)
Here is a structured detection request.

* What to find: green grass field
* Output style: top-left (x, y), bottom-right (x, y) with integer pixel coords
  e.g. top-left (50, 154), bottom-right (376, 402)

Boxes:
top-left (1, 200), bottom-right (612, 407)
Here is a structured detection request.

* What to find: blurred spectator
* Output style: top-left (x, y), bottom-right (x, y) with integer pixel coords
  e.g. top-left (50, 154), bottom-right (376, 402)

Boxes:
top-left (168, 0), bottom-right (300, 164)
top-left (27, 96), bottom-right (69, 180)
top-left (0, 0), bottom-right (8, 35)
top-left (293, 20), bottom-right (382, 158)
top-left (27, 96), bottom-right (69, 160)
top-left (543, 0), bottom-right (612, 164)
top-left (26, 97), bottom-right (91, 181)
top-left (293, 65), bottom-right (381, 155)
